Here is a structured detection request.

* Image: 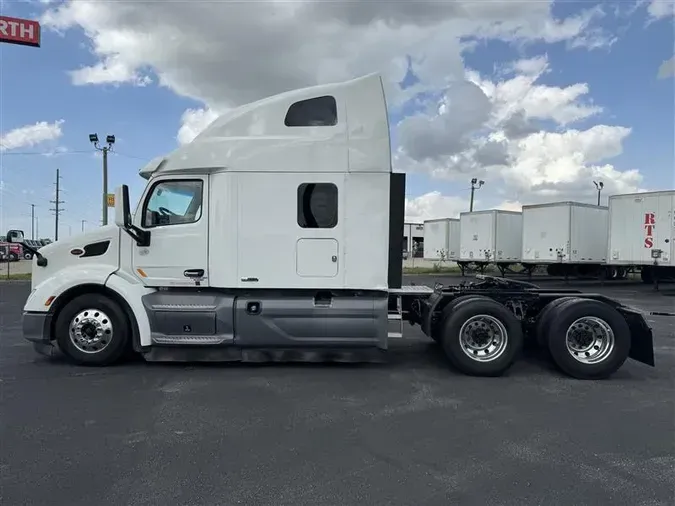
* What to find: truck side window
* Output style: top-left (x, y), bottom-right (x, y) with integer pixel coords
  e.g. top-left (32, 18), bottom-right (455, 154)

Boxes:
top-left (142, 180), bottom-right (203, 228)
top-left (284, 96), bottom-right (337, 127)
top-left (297, 183), bottom-right (338, 229)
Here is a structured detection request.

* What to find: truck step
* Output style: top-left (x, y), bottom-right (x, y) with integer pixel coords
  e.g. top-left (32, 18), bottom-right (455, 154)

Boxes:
top-left (152, 335), bottom-right (230, 345)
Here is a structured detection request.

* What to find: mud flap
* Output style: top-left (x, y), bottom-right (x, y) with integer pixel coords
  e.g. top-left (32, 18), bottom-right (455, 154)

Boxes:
top-left (618, 307), bottom-right (656, 366)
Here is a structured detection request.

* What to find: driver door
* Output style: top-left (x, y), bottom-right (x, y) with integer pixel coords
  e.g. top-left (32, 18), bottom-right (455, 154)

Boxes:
top-left (132, 175), bottom-right (209, 287)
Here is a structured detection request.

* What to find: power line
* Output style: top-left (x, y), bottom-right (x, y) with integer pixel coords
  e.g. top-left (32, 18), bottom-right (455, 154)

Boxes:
top-left (49, 169), bottom-right (65, 242)
top-left (0, 150), bottom-right (90, 156)
top-left (0, 149), bottom-right (149, 160)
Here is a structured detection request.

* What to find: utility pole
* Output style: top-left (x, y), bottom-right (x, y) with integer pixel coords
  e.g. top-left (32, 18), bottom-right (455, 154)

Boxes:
top-left (50, 169), bottom-right (65, 241)
top-left (30, 203), bottom-right (35, 240)
top-left (89, 133), bottom-right (116, 226)
top-left (593, 180), bottom-right (604, 206)
top-left (469, 178), bottom-right (485, 212)
top-left (81, 220), bottom-right (87, 232)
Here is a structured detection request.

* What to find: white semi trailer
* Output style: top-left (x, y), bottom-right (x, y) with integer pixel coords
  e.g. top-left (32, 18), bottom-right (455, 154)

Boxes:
top-left (521, 202), bottom-right (615, 279)
top-left (607, 191), bottom-right (675, 284)
top-left (9, 74), bottom-right (657, 379)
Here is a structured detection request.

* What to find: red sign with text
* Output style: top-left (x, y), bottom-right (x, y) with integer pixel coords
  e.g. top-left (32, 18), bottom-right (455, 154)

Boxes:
top-left (0, 16), bottom-right (40, 48)
top-left (644, 212), bottom-right (655, 249)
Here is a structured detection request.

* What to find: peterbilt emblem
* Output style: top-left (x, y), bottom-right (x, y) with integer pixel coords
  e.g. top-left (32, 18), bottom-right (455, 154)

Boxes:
top-left (70, 248), bottom-right (84, 256)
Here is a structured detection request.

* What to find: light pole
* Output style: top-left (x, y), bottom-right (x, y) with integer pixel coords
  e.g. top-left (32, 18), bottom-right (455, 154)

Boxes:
top-left (469, 178), bottom-right (485, 212)
top-left (81, 220), bottom-right (87, 232)
top-left (89, 133), bottom-right (115, 226)
top-left (593, 180), bottom-right (604, 206)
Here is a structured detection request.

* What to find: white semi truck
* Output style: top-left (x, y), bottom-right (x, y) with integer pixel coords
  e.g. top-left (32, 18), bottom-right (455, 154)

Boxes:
top-left (9, 73), bottom-right (657, 380)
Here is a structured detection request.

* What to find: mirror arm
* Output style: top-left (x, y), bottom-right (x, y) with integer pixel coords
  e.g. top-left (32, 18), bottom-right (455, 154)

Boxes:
top-left (122, 225), bottom-right (150, 247)
top-left (19, 243), bottom-right (48, 267)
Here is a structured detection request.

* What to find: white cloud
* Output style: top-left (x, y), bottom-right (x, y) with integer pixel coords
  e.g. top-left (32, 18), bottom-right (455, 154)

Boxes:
top-left (38, 1), bottom-right (638, 215)
top-left (657, 55), bottom-right (675, 79)
top-left (405, 192), bottom-right (471, 222)
top-left (177, 108), bottom-right (220, 145)
top-left (394, 53), bottom-right (644, 210)
top-left (647, 0), bottom-right (675, 19)
top-left (41, 0), bottom-right (614, 111)
top-left (0, 120), bottom-right (64, 151)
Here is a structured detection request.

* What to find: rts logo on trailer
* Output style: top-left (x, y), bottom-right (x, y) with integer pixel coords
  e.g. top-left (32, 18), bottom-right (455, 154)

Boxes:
top-left (0, 15), bottom-right (41, 47)
top-left (644, 213), bottom-right (656, 249)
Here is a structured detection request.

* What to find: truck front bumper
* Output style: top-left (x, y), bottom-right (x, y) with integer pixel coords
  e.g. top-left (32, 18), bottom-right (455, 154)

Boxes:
top-left (23, 311), bottom-right (57, 357)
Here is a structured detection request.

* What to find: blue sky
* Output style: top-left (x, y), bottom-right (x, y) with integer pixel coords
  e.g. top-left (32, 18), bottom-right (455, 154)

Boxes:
top-left (0, 0), bottom-right (673, 239)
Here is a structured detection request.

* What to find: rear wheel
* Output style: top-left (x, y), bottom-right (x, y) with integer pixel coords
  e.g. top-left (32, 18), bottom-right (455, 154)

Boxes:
top-left (546, 299), bottom-right (631, 380)
top-left (534, 296), bottom-right (578, 347)
top-left (8, 252), bottom-right (18, 262)
top-left (55, 293), bottom-right (130, 366)
top-left (430, 295), bottom-right (492, 342)
top-left (439, 298), bottom-right (523, 377)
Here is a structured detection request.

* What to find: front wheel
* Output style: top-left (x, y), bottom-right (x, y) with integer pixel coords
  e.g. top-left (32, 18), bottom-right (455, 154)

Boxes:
top-left (440, 298), bottom-right (524, 377)
top-left (54, 293), bottom-right (130, 366)
top-left (546, 299), bottom-right (631, 380)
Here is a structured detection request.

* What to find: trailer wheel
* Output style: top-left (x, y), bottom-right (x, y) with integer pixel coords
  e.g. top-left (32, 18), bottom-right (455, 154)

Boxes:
top-left (8, 252), bottom-right (18, 262)
top-left (534, 297), bottom-right (578, 347)
top-left (546, 299), bottom-right (631, 380)
top-left (440, 298), bottom-right (523, 377)
top-left (54, 293), bottom-right (130, 366)
top-left (430, 295), bottom-right (492, 342)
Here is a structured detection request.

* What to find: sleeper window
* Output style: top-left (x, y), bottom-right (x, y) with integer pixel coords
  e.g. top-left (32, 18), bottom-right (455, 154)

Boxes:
top-left (284, 96), bottom-right (338, 127)
top-left (297, 183), bottom-right (338, 229)
top-left (143, 180), bottom-right (203, 227)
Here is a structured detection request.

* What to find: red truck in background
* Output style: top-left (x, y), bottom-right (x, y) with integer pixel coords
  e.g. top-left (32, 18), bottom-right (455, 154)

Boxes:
top-left (0, 242), bottom-right (24, 261)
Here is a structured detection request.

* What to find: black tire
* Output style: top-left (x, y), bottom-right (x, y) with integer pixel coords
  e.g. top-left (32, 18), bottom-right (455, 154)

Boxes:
top-left (534, 296), bottom-right (579, 347)
top-left (23, 252), bottom-right (32, 260)
top-left (8, 252), bottom-right (18, 262)
top-left (616, 267), bottom-right (627, 280)
top-left (546, 298), bottom-right (631, 380)
top-left (430, 295), bottom-right (492, 342)
top-left (54, 293), bottom-right (130, 366)
top-left (439, 298), bottom-right (524, 377)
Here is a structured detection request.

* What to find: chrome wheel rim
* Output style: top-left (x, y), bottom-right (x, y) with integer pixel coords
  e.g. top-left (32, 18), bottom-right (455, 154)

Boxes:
top-left (69, 308), bottom-right (113, 354)
top-left (459, 314), bottom-right (508, 362)
top-left (565, 317), bottom-right (614, 364)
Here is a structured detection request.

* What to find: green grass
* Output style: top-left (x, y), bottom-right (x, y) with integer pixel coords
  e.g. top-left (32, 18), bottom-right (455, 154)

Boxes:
top-left (0, 272), bottom-right (32, 281)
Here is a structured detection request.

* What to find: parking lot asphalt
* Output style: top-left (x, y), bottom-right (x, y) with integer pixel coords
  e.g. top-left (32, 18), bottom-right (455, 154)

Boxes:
top-left (1, 277), bottom-right (674, 506)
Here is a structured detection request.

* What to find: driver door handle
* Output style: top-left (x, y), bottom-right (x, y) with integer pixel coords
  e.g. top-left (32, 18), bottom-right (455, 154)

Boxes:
top-left (184, 269), bottom-right (204, 278)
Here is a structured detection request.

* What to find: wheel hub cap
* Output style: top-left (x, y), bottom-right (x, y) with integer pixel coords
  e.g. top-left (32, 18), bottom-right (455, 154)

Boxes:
top-left (459, 315), bottom-right (508, 362)
top-left (69, 309), bottom-right (114, 354)
top-left (565, 316), bottom-right (615, 364)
